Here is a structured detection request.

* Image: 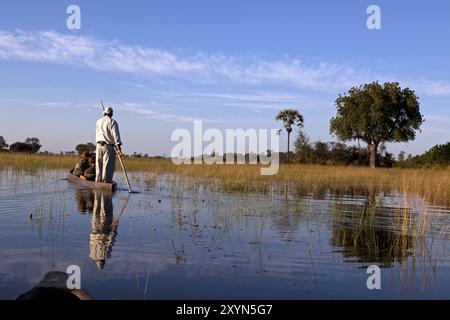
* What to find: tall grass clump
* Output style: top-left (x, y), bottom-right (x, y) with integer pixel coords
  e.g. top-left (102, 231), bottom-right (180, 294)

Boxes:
top-left (1, 153), bottom-right (448, 205)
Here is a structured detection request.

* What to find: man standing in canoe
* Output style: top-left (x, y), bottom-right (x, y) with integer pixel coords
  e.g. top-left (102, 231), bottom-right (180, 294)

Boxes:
top-left (95, 106), bottom-right (123, 183)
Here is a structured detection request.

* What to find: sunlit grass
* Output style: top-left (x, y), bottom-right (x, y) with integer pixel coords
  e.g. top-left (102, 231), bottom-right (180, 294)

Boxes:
top-left (0, 152), bottom-right (449, 205)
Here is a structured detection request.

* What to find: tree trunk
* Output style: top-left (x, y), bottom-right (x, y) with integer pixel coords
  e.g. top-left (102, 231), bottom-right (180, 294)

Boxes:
top-left (369, 142), bottom-right (378, 168)
top-left (287, 131), bottom-right (291, 164)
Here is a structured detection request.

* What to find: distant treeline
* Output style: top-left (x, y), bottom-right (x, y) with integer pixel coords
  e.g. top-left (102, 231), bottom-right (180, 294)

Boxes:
top-left (189, 131), bottom-right (449, 168)
top-left (397, 142), bottom-right (450, 168)
top-left (0, 136), bottom-right (41, 153)
top-left (1, 135), bottom-right (448, 168)
top-left (293, 131), bottom-right (450, 168)
top-left (293, 131), bottom-right (395, 167)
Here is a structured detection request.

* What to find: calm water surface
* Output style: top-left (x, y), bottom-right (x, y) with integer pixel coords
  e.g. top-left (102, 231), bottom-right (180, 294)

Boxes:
top-left (0, 169), bottom-right (449, 299)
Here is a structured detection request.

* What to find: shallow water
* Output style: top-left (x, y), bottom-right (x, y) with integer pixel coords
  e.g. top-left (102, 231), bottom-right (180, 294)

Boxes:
top-left (0, 168), bottom-right (449, 299)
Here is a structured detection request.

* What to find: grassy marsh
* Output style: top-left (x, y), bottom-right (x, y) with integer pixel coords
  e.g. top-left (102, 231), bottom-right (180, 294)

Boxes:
top-left (0, 152), bottom-right (449, 205)
top-left (0, 161), bottom-right (448, 298)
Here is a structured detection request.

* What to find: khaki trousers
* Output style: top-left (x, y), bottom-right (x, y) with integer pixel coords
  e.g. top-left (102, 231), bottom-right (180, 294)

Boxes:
top-left (96, 144), bottom-right (116, 183)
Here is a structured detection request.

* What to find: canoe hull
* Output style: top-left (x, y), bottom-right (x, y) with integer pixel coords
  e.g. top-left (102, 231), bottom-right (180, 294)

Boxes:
top-left (67, 173), bottom-right (117, 192)
top-left (15, 271), bottom-right (93, 300)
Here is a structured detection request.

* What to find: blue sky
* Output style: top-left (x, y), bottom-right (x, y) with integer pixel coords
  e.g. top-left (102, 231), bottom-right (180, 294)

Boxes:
top-left (0, 0), bottom-right (449, 156)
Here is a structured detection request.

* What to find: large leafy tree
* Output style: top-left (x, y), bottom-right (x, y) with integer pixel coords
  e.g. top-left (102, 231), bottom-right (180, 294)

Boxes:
top-left (10, 142), bottom-right (32, 153)
top-left (276, 109), bottom-right (304, 163)
top-left (75, 143), bottom-right (96, 155)
top-left (10, 137), bottom-right (42, 153)
top-left (330, 82), bottom-right (424, 168)
top-left (24, 137), bottom-right (42, 153)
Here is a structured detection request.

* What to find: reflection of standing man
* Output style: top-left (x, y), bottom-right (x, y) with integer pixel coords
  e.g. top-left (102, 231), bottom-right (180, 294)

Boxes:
top-left (89, 191), bottom-right (118, 269)
top-left (95, 106), bottom-right (123, 183)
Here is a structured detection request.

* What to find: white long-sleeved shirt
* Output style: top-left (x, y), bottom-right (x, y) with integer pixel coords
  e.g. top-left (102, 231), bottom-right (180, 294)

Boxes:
top-left (95, 116), bottom-right (122, 146)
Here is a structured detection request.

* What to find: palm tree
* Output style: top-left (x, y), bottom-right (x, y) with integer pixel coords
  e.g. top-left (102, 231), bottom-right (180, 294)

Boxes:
top-left (276, 109), bottom-right (304, 164)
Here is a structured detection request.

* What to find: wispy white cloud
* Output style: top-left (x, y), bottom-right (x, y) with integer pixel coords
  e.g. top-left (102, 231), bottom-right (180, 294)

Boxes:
top-left (33, 101), bottom-right (97, 110)
top-left (111, 102), bottom-right (224, 123)
top-left (0, 29), bottom-right (367, 93)
top-left (35, 101), bottom-right (78, 108)
top-left (0, 30), bottom-right (203, 75)
top-left (142, 90), bottom-right (332, 112)
top-left (413, 80), bottom-right (450, 97)
top-left (195, 91), bottom-right (331, 109)
top-left (113, 81), bottom-right (147, 89)
top-left (31, 100), bottom-right (218, 123)
top-left (1, 29), bottom-right (450, 97)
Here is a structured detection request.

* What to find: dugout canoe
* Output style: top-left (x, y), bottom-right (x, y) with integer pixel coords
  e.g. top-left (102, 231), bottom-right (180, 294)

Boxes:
top-left (67, 172), bottom-right (117, 192)
top-left (15, 271), bottom-right (93, 301)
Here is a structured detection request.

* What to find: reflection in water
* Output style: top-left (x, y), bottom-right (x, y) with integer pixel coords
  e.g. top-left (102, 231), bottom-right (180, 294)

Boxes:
top-left (1, 169), bottom-right (449, 299)
top-left (89, 191), bottom-right (118, 269)
top-left (329, 197), bottom-right (442, 293)
top-left (330, 201), bottom-right (414, 267)
top-left (75, 190), bottom-right (94, 213)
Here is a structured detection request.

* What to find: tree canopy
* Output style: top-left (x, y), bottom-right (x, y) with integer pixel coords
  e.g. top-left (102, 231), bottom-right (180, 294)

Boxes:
top-left (330, 82), bottom-right (424, 168)
top-left (276, 109), bottom-right (304, 133)
top-left (9, 137), bottom-right (41, 153)
top-left (75, 143), bottom-right (96, 155)
top-left (24, 137), bottom-right (42, 153)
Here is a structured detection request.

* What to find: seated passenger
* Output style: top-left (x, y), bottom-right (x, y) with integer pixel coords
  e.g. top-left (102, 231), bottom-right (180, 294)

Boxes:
top-left (73, 151), bottom-right (91, 177)
top-left (83, 156), bottom-right (96, 181)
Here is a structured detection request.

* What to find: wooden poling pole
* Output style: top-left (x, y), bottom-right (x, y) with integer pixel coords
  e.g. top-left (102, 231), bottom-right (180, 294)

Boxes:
top-left (116, 149), bottom-right (132, 193)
